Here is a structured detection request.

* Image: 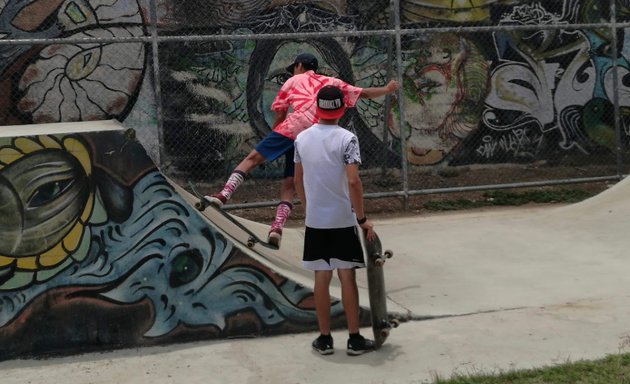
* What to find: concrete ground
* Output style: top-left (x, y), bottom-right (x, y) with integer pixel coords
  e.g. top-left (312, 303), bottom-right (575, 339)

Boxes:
top-left (2, 177), bottom-right (630, 384)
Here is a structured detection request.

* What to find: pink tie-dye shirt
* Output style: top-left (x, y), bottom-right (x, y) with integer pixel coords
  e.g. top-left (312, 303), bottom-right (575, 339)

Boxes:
top-left (271, 71), bottom-right (362, 140)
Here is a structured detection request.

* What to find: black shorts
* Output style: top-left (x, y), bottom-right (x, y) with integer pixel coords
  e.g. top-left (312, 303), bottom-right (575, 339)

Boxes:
top-left (302, 226), bottom-right (365, 271)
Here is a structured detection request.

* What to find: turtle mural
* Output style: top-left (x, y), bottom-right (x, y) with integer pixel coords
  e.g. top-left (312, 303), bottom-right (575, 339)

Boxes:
top-left (0, 126), bottom-right (348, 360)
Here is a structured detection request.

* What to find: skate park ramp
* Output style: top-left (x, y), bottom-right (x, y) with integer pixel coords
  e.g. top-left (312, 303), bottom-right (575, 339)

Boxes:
top-left (382, 175), bottom-right (630, 318)
top-left (0, 120), bottom-right (376, 361)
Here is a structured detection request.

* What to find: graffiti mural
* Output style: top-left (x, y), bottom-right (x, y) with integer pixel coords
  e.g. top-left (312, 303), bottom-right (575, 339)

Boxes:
top-left (1, 0), bottom-right (627, 175)
top-left (400, 0), bottom-right (529, 24)
top-left (452, 0), bottom-right (630, 164)
top-left (156, 0), bottom-right (630, 176)
top-left (0, 0), bottom-right (147, 125)
top-left (0, 129), bottom-right (347, 360)
top-left (390, 33), bottom-right (490, 165)
top-left (159, 1), bottom-right (399, 178)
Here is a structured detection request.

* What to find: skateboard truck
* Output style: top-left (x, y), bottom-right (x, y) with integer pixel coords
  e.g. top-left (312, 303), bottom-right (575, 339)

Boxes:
top-left (373, 249), bottom-right (393, 267)
top-left (377, 318), bottom-right (401, 338)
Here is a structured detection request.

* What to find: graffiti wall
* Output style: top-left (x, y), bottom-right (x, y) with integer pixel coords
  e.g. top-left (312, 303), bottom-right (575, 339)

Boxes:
top-left (0, 1), bottom-right (627, 179)
top-left (0, 127), bottom-right (352, 359)
top-left (155, 0), bottom-right (630, 177)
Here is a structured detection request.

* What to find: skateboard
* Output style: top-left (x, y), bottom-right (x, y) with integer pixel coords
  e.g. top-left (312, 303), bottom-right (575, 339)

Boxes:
top-left (360, 228), bottom-right (398, 349)
top-left (188, 182), bottom-right (279, 250)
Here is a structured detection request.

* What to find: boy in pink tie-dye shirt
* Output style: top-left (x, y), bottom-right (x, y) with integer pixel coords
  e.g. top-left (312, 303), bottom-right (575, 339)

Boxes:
top-left (205, 52), bottom-right (399, 247)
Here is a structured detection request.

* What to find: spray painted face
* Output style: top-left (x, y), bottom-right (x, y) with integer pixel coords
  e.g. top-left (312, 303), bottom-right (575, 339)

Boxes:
top-left (390, 34), bottom-right (488, 165)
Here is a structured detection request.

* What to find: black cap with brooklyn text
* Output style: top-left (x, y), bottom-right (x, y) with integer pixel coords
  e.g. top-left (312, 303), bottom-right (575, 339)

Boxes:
top-left (316, 85), bottom-right (346, 120)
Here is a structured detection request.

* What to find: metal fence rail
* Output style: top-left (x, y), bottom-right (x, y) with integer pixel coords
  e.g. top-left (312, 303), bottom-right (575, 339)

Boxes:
top-left (0, 0), bottom-right (627, 210)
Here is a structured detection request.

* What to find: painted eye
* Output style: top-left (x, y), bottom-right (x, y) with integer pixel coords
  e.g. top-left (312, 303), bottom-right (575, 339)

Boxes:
top-left (416, 79), bottom-right (441, 93)
top-left (267, 71), bottom-right (291, 86)
top-left (27, 179), bottom-right (74, 208)
top-left (169, 250), bottom-right (203, 288)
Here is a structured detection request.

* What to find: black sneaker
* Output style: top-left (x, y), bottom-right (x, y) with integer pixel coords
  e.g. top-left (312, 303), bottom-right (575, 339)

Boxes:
top-left (347, 334), bottom-right (375, 356)
top-left (312, 334), bottom-right (334, 355)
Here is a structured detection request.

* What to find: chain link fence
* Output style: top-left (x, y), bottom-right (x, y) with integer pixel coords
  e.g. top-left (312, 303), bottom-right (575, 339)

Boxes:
top-left (1, 0), bottom-right (628, 208)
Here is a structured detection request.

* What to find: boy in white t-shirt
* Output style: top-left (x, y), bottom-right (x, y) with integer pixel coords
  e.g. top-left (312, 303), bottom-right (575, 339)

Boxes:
top-left (294, 85), bottom-right (376, 356)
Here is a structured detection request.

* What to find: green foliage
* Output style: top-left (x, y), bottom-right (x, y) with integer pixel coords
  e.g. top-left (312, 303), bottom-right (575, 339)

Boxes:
top-left (433, 353), bottom-right (630, 383)
top-left (424, 188), bottom-right (595, 211)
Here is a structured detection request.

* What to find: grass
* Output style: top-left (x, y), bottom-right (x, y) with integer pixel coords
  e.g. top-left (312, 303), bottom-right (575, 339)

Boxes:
top-left (433, 353), bottom-right (630, 383)
top-left (423, 188), bottom-right (595, 211)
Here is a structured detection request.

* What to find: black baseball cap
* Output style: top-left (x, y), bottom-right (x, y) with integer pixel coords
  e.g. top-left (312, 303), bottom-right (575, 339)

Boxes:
top-left (316, 85), bottom-right (346, 120)
top-left (286, 52), bottom-right (318, 74)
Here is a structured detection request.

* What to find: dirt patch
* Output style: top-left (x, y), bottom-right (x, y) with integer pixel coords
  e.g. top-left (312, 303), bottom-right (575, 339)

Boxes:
top-left (181, 163), bottom-right (623, 225)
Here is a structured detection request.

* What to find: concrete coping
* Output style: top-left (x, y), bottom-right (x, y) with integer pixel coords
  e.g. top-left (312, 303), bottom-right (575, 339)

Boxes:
top-left (0, 119), bottom-right (124, 137)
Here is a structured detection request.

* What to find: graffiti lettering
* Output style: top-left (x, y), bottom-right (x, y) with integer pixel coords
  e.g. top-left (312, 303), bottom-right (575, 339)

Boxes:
top-left (476, 128), bottom-right (544, 159)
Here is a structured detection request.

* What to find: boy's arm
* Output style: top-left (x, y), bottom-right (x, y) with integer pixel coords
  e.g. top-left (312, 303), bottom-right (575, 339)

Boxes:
top-left (294, 162), bottom-right (306, 212)
top-left (346, 163), bottom-right (375, 240)
top-left (359, 79), bottom-right (400, 100)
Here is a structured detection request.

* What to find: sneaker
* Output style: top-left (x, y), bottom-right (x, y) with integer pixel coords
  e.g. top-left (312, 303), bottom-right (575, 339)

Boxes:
top-left (312, 334), bottom-right (334, 355)
top-left (267, 227), bottom-right (282, 248)
top-left (347, 334), bottom-right (375, 356)
top-left (203, 193), bottom-right (227, 207)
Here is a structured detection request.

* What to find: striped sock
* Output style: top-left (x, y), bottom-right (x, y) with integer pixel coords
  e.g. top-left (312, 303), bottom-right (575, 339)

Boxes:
top-left (271, 201), bottom-right (293, 231)
top-left (220, 170), bottom-right (245, 200)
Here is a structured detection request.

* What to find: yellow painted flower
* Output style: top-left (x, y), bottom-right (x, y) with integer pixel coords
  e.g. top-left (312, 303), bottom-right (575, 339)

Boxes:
top-left (0, 135), bottom-right (95, 287)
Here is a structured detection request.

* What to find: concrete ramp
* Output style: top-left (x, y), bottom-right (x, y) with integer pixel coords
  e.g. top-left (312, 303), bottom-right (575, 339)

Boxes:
top-left (0, 121), bottom-right (367, 360)
top-left (378, 176), bottom-right (629, 319)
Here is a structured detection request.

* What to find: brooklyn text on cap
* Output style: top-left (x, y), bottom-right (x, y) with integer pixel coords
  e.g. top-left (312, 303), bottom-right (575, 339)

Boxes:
top-left (316, 85), bottom-right (346, 120)
top-left (286, 52), bottom-right (319, 74)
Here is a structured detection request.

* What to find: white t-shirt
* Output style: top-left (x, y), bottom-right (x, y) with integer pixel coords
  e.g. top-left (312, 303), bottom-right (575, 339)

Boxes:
top-left (294, 123), bottom-right (361, 229)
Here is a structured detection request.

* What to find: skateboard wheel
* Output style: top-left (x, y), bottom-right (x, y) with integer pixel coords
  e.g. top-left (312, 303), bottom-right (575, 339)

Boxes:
top-left (380, 329), bottom-right (390, 338)
top-left (384, 250), bottom-right (393, 259)
top-left (247, 240), bottom-right (255, 248)
top-left (194, 202), bottom-right (205, 211)
top-left (390, 319), bottom-right (400, 328)
top-left (124, 128), bottom-right (136, 139)
top-left (374, 258), bottom-right (385, 267)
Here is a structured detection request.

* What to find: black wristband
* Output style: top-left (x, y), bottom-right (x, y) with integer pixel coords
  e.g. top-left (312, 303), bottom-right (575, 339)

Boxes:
top-left (357, 216), bottom-right (367, 225)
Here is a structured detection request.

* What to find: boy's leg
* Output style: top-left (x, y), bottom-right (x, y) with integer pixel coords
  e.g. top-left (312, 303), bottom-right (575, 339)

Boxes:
top-left (338, 268), bottom-right (375, 355)
top-left (267, 149), bottom-right (296, 246)
top-left (204, 150), bottom-right (265, 206)
top-left (337, 268), bottom-right (360, 333)
top-left (313, 270), bottom-right (333, 335)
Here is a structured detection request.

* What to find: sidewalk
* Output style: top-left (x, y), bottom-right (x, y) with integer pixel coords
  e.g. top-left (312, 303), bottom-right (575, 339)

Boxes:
top-left (2, 180), bottom-right (630, 383)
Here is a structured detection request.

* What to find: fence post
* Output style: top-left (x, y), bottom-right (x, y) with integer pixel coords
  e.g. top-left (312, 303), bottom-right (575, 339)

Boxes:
top-left (381, 10), bottom-right (395, 179)
top-left (392, 0), bottom-right (410, 210)
top-left (149, 0), bottom-right (166, 167)
top-left (610, 0), bottom-right (624, 180)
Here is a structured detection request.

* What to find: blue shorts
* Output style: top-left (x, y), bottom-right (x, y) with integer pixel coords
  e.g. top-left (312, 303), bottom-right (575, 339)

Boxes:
top-left (255, 132), bottom-right (295, 177)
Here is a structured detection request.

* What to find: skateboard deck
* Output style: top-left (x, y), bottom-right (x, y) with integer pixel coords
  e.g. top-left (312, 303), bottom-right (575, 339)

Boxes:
top-left (188, 183), bottom-right (279, 250)
top-left (360, 227), bottom-right (397, 349)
